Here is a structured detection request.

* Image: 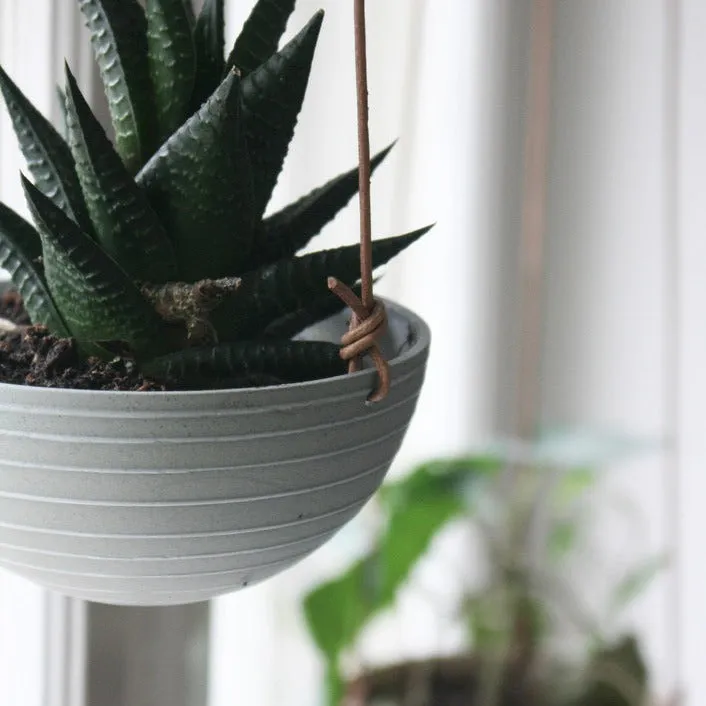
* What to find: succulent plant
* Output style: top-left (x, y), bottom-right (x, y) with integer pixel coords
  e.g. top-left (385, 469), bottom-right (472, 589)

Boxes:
top-left (0, 0), bottom-right (430, 389)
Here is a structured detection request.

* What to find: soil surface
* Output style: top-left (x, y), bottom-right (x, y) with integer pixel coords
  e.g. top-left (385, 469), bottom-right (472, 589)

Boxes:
top-left (0, 290), bottom-right (167, 391)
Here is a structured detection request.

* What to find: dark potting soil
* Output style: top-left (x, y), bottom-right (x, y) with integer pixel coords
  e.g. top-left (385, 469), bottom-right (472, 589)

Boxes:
top-left (0, 290), bottom-right (167, 391)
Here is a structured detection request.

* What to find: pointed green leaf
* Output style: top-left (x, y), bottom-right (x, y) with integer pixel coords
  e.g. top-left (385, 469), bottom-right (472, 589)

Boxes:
top-left (137, 71), bottom-right (255, 280)
top-left (191, 0), bottom-right (225, 109)
top-left (22, 176), bottom-right (166, 352)
top-left (64, 67), bottom-right (177, 283)
top-left (78, 0), bottom-right (156, 173)
top-left (263, 280), bottom-right (380, 340)
top-left (56, 86), bottom-right (68, 140)
top-left (146, 0), bottom-right (196, 143)
top-left (0, 202), bottom-right (70, 336)
top-left (226, 0), bottom-right (296, 76)
top-left (252, 144), bottom-right (394, 270)
top-left (263, 278), bottom-right (380, 340)
top-left (213, 226), bottom-right (431, 339)
top-left (0, 65), bottom-right (91, 231)
top-left (182, 0), bottom-right (195, 29)
top-left (242, 11), bottom-right (324, 217)
top-left (143, 339), bottom-right (345, 388)
top-left (264, 283), bottom-right (365, 339)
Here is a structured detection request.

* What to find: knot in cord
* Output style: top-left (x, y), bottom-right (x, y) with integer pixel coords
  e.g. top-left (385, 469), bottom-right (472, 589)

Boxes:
top-left (328, 277), bottom-right (390, 403)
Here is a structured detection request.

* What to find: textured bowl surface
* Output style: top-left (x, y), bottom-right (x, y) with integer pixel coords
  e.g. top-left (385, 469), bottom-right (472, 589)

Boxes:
top-left (0, 299), bottom-right (430, 605)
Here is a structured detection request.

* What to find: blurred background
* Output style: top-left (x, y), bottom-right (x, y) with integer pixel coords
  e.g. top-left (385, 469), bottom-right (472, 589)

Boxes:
top-left (0, 0), bottom-right (703, 704)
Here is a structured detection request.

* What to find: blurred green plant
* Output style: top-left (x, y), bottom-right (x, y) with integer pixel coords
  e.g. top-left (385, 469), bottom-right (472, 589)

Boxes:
top-left (302, 429), bottom-right (663, 706)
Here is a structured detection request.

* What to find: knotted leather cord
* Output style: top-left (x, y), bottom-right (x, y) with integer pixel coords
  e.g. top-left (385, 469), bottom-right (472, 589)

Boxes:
top-left (329, 0), bottom-right (390, 404)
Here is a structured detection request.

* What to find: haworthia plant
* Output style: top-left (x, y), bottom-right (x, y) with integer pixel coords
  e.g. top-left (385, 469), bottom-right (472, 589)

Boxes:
top-left (0, 0), bottom-right (431, 389)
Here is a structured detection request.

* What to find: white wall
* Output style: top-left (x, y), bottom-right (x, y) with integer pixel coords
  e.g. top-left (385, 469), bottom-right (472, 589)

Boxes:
top-left (542, 0), bottom-right (671, 695)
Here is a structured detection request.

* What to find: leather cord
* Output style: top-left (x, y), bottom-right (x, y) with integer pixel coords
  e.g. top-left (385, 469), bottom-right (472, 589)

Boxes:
top-left (329, 0), bottom-right (390, 404)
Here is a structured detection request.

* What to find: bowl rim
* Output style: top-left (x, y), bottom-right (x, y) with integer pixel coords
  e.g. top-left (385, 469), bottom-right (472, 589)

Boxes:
top-left (0, 285), bottom-right (431, 401)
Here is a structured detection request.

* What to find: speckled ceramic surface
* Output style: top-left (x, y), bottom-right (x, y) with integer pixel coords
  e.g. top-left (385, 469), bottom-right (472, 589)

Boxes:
top-left (0, 298), bottom-right (429, 605)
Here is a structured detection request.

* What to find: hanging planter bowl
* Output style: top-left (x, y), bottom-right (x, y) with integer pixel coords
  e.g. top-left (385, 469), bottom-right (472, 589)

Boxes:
top-left (0, 298), bottom-right (429, 606)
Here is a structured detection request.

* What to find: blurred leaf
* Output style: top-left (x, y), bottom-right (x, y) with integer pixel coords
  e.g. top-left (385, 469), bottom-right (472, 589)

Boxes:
top-left (573, 634), bottom-right (648, 706)
top-left (607, 555), bottom-right (667, 619)
top-left (553, 467), bottom-right (596, 508)
top-left (303, 554), bottom-right (379, 670)
top-left (464, 591), bottom-right (510, 653)
top-left (379, 455), bottom-right (501, 512)
top-left (465, 583), bottom-right (546, 658)
top-left (303, 456), bottom-right (500, 680)
top-left (379, 495), bottom-right (461, 598)
top-left (324, 663), bottom-right (345, 706)
top-left (547, 519), bottom-right (579, 562)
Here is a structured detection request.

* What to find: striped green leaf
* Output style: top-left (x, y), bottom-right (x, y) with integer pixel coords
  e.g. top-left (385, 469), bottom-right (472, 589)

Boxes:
top-left (56, 86), bottom-right (68, 140)
top-left (22, 176), bottom-right (166, 353)
top-left (0, 65), bottom-right (91, 231)
top-left (242, 11), bottom-right (323, 218)
top-left (213, 225), bottom-right (431, 340)
top-left (252, 143), bottom-right (394, 269)
top-left (0, 202), bottom-right (69, 336)
top-left (264, 282), bottom-right (373, 340)
top-left (143, 339), bottom-right (345, 388)
top-left (64, 66), bottom-right (177, 283)
top-left (226, 0), bottom-right (296, 76)
top-left (146, 0), bottom-right (196, 143)
top-left (191, 0), bottom-right (225, 109)
top-left (137, 70), bottom-right (255, 281)
top-left (183, 0), bottom-right (195, 28)
top-left (78, 0), bottom-right (156, 173)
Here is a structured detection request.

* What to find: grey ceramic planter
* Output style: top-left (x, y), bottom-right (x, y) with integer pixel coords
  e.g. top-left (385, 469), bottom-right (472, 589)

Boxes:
top-left (0, 299), bottom-right (429, 606)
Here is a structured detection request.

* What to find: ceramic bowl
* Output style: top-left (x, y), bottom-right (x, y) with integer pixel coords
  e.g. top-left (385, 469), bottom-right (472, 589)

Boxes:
top-left (0, 297), bottom-right (430, 605)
